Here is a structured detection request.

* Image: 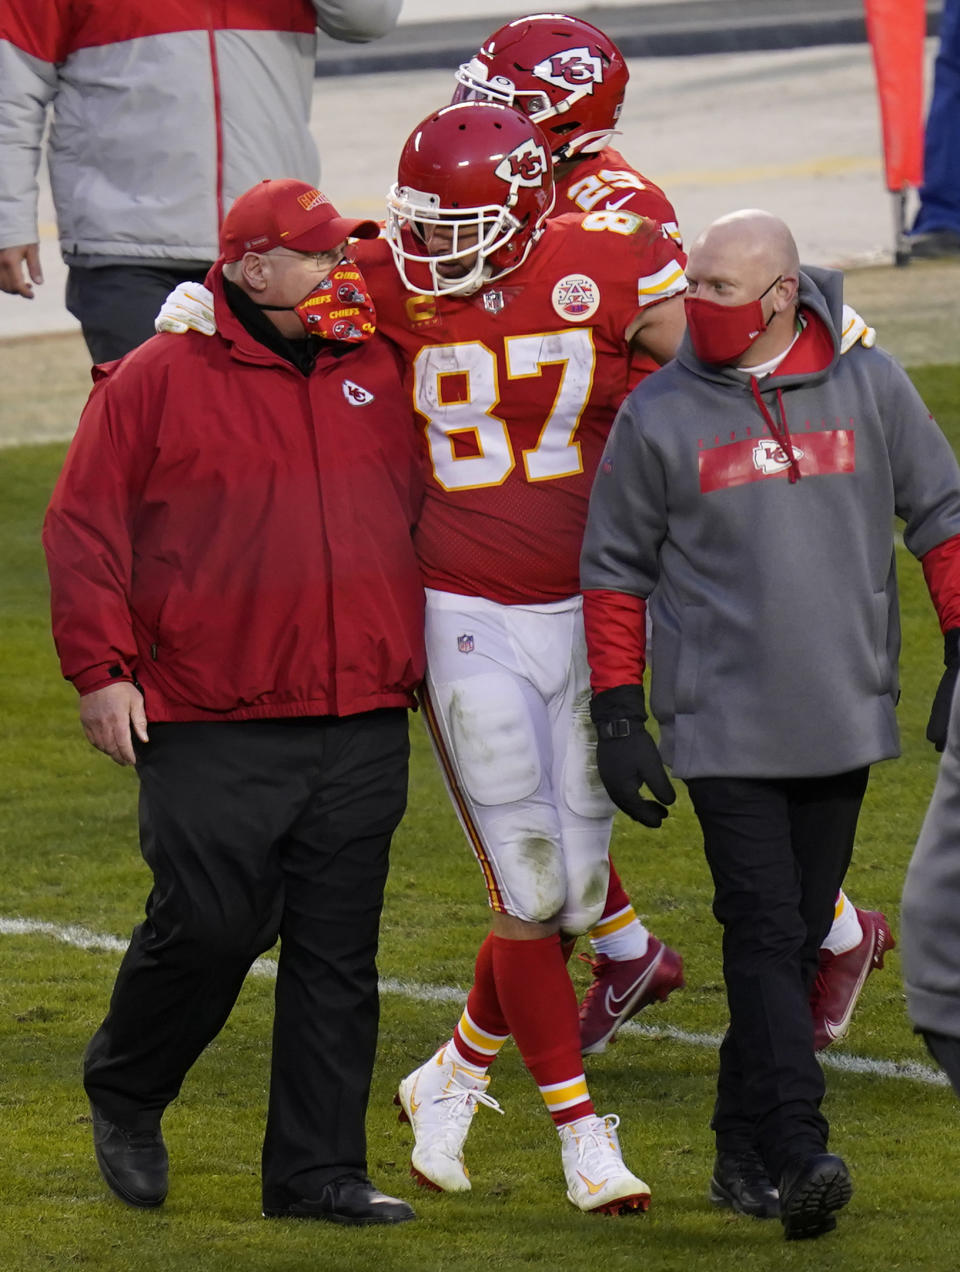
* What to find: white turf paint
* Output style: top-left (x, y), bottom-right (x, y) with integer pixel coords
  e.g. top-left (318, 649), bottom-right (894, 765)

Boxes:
top-left (2, 914), bottom-right (948, 1089)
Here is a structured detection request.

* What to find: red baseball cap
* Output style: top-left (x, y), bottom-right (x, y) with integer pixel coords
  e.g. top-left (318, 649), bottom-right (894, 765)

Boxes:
top-left (220, 179), bottom-right (380, 262)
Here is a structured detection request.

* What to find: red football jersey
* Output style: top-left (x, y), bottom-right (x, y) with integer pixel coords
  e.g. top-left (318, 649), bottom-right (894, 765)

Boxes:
top-left (555, 147), bottom-right (682, 250)
top-left (356, 213), bottom-right (685, 605)
top-left (556, 148), bottom-right (683, 389)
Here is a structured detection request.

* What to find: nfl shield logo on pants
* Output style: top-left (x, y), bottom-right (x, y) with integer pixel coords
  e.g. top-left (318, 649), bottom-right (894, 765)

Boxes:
top-left (457, 633), bottom-right (475, 653)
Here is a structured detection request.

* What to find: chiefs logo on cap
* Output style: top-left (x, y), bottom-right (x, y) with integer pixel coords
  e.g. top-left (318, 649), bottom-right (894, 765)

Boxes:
top-left (297, 189), bottom-right (329, 211)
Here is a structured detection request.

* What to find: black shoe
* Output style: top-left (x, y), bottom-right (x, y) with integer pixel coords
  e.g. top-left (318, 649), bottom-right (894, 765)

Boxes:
top-left (263, 1176), bottom-right (416, 1226)
top-left (909, 229), bottom-right (960, 259)
top-left (90, 1104), bottom-right (168, 1208)
top-left (779, 1152), bottom-right (852, 1240)
top-left (709, 1149), bottom-right (780, 1219)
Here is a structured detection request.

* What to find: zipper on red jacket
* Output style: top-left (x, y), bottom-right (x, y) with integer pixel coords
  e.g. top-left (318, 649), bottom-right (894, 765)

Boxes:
top-left (301, 372), bottom-right (341, 713)
top-left (207, 8), bottom-right (224, 228)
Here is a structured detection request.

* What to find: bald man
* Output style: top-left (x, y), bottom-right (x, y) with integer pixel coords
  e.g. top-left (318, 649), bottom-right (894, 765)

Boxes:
top-left (581, 209), bottom-right (960, 1240)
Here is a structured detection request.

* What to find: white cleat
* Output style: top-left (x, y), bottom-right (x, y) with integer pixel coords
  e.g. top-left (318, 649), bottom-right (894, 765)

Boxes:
top-left (559, 1114), bottom-right (651, 1215)
top-left (394, 1045), bottom-right (503, 1192)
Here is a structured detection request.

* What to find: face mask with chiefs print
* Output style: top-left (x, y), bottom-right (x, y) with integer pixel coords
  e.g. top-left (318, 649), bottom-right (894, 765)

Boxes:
top-left (261, 261), bottom-right (377, 342)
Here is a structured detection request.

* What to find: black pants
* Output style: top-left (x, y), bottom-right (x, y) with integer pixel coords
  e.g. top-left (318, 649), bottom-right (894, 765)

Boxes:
top-left (83, 711), bottom-right (410, 1207)
top-left (66, 262), bottom-right (212, 363)
top-left (686, 767), bottom-right (869, 1179)
top-left (924, 1030), bottom-right (960, 1098)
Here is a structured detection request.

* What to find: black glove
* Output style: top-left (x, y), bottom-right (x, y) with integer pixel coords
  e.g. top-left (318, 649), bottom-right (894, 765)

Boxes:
top-left (926, 628), bottom-right (960, 752)
top-left (590, 684), bottom-right (676, 827)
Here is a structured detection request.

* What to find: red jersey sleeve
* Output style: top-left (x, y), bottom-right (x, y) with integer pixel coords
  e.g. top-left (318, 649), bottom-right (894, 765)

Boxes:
top-left (583, 589), bottom-right (647, 692)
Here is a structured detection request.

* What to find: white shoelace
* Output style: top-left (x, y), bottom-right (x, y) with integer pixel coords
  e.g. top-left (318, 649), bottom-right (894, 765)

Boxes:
top-left (431, 1077), bottom-right (504, 1152)
top-left (572, 1114), bottom-right (624, 1178)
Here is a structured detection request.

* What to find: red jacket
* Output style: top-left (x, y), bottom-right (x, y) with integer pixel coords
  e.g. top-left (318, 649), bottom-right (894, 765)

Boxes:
top-left (43, 270), bottom-right (425, 721)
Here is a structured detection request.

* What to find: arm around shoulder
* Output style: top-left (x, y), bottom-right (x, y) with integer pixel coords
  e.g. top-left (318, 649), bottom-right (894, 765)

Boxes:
top-left (626, 294), bottom-right (685, 366)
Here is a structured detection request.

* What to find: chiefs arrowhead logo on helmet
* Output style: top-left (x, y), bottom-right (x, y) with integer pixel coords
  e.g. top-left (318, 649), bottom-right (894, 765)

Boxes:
top-left (495, 139), bottom-right (549, 188)
top-left (533, 47), bottom-right (604, 92)
top-left (452, 16), bottom-right (629, 161)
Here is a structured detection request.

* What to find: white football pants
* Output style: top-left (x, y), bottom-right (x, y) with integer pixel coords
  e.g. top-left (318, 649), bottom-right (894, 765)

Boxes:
top-left (420, 588), bottom-right (614, 935)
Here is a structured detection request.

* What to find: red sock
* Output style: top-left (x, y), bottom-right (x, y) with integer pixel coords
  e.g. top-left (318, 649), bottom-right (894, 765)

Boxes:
top-left (491, 932), bottom-right (594, 1126)
top-left (452, 933), bottom-right (509, 1069)
top-left (600, 858), bottom-right (631, 921)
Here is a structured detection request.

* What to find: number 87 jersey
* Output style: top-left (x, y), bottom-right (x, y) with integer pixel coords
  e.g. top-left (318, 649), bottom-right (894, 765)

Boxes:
top-left (354, 210), bottom-right (686, 605)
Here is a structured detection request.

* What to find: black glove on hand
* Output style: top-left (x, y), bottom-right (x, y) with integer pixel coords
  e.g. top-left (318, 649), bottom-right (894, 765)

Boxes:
top-left (927, 628), bottom-right (960, 752)
top-left (590, 684), bottom-right (676, 827)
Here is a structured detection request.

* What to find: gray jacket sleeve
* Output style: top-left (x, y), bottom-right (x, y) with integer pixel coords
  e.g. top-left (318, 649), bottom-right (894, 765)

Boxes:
top-left (0, 39), bottom-right (58, 250)
top-left (580, 396), bottom-right (667, 599)
top-left (902, 679), bottom-right (960, 1038)
top-left (878, 353), bottom-right (960, 556)
top-left (312, 0), bottom-right (403, 42)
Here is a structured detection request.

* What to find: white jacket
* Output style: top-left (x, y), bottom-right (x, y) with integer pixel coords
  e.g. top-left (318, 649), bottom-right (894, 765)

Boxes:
top-left (0, 1), bottom-right (402, 264)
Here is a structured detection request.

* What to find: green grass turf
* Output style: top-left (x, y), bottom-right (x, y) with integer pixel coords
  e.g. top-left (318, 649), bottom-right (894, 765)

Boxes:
top-left (3, 366), bottom-right (960, 1270)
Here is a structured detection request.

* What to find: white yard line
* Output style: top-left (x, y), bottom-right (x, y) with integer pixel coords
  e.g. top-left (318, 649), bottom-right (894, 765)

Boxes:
top-left (1, 913), bottom-right (948, 1087)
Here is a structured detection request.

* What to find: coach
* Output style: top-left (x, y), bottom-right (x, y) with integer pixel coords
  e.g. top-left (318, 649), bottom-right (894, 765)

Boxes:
top-left (43, 179), bottom-right (424, 1225)
top-left (580, 209), bottom-right (960, 1240)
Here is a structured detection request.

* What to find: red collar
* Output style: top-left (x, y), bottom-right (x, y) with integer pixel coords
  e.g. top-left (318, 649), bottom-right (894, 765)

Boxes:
top-left (772, 307), bottom-right (835, 377)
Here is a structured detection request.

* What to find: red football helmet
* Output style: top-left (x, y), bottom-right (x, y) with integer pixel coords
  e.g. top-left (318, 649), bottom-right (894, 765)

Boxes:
top-left (452, 14), bottom-right (629, 162)
top-left (385, 102), bottom-right (555, 296)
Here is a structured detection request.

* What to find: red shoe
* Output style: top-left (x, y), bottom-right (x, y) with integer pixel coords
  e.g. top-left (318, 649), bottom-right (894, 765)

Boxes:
top-left (578, 937), bottom-right (685, 1056)
top-left (810, 909), bottom-right (894, 1050)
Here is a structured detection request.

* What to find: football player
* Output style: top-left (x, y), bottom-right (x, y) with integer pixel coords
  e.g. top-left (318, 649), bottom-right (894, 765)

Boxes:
top-left (451, 11), bottom-right (893, 1061)
top-left (376, 102), bottom-right (687, 1215)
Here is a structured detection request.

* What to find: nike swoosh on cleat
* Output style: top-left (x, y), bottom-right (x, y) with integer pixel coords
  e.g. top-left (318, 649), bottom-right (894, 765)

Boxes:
top-left (603, 952), bottom-right (663, 1015)
top-left (821, 960), bottom-right (876, 1041)
top-left (577, 1172), bottom-right (608, 1195)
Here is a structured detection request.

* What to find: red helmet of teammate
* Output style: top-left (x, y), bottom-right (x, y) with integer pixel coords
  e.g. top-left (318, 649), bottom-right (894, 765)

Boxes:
top-left (385, 102), bottom-right (555, 297)
top-left (451, 13), bottom-right (629, 162)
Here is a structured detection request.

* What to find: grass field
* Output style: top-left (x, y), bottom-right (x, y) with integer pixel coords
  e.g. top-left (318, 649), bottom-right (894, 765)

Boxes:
top-left (3, 367), bottom-right (960, 1271)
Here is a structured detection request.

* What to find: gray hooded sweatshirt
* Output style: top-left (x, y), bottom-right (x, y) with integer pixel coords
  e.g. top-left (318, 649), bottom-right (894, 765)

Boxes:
top-left (581, 267), bottom-right (960, 779)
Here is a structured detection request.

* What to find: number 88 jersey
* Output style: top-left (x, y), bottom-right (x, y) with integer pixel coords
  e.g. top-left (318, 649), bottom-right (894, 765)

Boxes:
top-left (354, 211), bottom-right (686, 605)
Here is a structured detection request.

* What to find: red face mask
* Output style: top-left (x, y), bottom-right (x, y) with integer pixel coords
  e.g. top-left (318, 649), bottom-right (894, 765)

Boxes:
top-left (263, 261), bottom-right (377, 342)
top-left (684, 275), bottom-right (781, 365)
